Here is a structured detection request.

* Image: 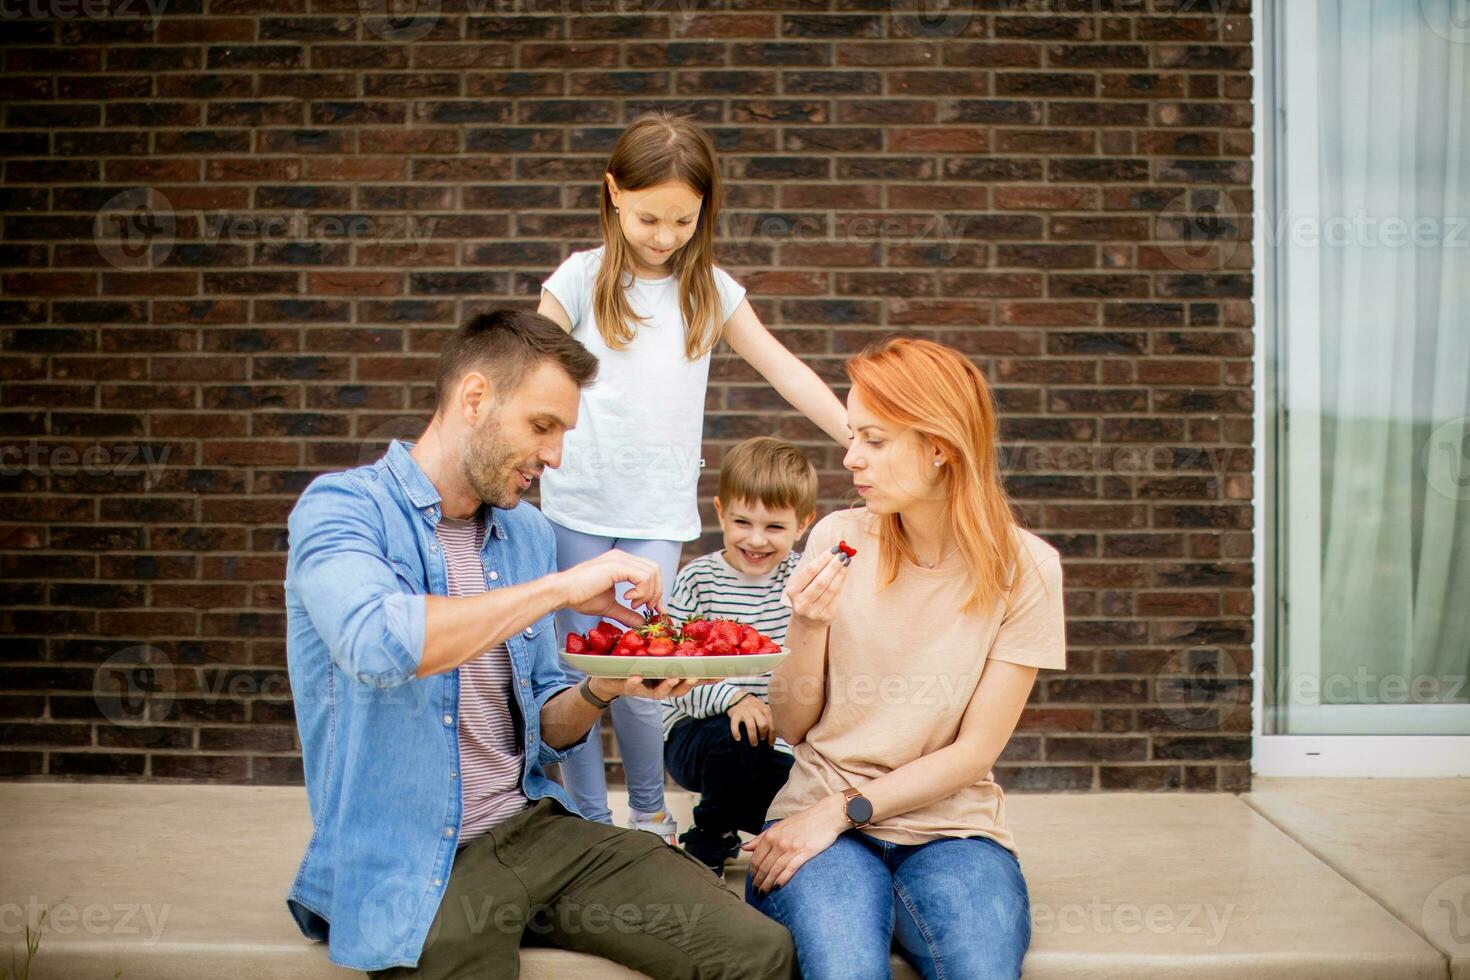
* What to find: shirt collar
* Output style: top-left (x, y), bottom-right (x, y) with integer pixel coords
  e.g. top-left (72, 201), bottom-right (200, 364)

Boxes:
top-left (383, 439), bottom-right (507, 540)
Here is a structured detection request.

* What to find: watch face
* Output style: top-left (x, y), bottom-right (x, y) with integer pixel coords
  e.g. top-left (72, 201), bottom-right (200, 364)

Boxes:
top-left (847, 795), bottom-right (874, 825)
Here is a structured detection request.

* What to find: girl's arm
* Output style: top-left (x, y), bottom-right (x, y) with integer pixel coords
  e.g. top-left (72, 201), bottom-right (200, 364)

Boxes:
top-left (748, 658), bottom-right (1039, 892)
top-left (537, 289), bottom-right (573, 332)
top-left (722, 299), bottom-right (849, 445)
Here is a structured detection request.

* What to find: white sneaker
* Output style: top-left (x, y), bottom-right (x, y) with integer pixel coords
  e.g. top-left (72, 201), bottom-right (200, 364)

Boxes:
top-left (627, 808), bottom-right (678, 845)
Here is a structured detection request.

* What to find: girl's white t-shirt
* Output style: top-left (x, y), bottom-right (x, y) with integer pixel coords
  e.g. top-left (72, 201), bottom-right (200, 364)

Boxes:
top-left (539, 246), bottom-right (747, 541)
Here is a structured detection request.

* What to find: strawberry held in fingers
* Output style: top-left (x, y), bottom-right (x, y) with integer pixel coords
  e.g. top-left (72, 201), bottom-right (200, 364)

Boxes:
top-left (837, 540), bottom-right (857, 558)
top-left (642, 610), bottom-right (677, 636)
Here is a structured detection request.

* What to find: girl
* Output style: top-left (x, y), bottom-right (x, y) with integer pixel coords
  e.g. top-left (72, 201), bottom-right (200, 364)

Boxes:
top-left (536, 112), bottom-right (847, 838)
top-left (744, 337), bottom-right (1066, 980)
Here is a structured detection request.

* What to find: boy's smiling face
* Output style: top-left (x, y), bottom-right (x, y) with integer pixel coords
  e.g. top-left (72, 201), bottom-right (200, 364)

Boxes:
top-left (713, 496), bottom-right (814, 576)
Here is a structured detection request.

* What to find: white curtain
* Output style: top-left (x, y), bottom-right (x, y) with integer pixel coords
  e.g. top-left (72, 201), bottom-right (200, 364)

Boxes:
top-left (1315, 0), bottom-right (1470, 706)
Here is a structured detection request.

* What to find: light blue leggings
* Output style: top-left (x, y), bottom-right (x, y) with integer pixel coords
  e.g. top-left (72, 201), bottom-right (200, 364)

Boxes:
top-left (550, 520), bottom-right (683, 824)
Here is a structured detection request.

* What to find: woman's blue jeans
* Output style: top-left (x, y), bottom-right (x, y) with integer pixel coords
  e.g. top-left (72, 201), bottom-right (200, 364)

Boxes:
top-left (746, 822), bottom-right (1032, 980)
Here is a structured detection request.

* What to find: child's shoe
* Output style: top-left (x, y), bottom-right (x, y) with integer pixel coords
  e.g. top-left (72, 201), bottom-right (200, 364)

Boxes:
top-left (678, 825), bottom-right (741, 877)
top-left (627, 808), bottom-right (678, 845)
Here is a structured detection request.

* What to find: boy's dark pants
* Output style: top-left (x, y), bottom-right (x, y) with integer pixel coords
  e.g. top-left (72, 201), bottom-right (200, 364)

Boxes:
top-left (664, 716), bottom-right (796, 836)
top-left (368, 797), bottom-right (795, 980)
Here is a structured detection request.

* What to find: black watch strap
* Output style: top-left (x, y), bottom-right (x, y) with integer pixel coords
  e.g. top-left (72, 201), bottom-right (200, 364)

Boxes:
top-left (578, 676), bottom-right (617, 710)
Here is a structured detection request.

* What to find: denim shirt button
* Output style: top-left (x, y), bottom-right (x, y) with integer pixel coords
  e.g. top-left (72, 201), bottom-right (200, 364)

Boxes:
top-left (489, 571), bottom-right (498, 581)
top-left (523, 626), bottom-right (533, 636)
top-left (434, 878), bottom-right (443, 886)
top-left (443, 827), bottom-right (453, 838)
top-left (449, 770), bottom-right (457, 779)
top-left (442, 714), bottom-right (452, 726)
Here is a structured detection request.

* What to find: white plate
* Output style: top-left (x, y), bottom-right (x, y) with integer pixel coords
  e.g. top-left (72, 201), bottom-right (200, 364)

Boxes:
top-left (561, 650), bottom-right (787, 679)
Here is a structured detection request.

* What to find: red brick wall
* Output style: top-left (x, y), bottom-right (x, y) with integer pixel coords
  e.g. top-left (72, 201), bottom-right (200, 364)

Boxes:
top-left (0, 0), bottom-right (1255, 790)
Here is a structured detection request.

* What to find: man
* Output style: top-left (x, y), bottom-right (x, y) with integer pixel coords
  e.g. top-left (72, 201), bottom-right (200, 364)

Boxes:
top-left (284, 310), bottom-right (795, 979)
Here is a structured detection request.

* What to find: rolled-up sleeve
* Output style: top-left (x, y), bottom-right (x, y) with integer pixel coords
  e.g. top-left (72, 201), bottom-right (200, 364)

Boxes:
top-left (531, 521), bottom-right (587, 763)
top-left (286, 476), bottom-right (425, 689)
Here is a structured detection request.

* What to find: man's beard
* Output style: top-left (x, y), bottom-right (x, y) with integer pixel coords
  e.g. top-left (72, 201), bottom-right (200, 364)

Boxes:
top-left (460, 415), bottom-right (521, 509)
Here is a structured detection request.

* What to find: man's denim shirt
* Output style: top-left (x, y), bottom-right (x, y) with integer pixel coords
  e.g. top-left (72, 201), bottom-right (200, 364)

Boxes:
top-left (283, 440), bottom-right (587, 972)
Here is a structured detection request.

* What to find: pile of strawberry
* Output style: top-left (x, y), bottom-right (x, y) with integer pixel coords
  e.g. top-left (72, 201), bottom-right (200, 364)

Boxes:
top-left (566, 613), bottom-right (781, 658)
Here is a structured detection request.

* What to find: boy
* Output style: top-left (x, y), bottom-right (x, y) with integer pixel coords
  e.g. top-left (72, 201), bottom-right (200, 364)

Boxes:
top-left (663, 437), bottom-right (817, 876)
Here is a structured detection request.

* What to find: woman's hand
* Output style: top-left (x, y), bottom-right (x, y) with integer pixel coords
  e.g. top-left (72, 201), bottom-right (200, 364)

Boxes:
top-left (781, 548), bottom-right (849, 625)
top-left (742, 793), bottom-right (848, 894)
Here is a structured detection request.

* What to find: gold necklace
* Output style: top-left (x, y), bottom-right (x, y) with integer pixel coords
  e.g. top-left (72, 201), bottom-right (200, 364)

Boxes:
top-left (920, 543), bottom-right (960, 568)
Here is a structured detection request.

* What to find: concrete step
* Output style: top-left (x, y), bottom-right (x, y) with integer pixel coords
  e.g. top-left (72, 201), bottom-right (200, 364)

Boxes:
top-left (1, 782), bottom-right (1453, 979)
top-left (1243, 777), bottom-right (1470, 980)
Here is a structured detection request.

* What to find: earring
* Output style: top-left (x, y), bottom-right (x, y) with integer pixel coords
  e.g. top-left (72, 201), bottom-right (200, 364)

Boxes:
top-left (934, 460), bottom-right (942, 467)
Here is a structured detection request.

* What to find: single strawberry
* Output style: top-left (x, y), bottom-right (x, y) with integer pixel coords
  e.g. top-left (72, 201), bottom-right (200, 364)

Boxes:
top-left (710, 620), bottom-right (742, 647)
top-left (756, 638), bottom-right (781, 655)
top-left (613, 632), bottom-right (645, 657)
top-left (738, 626), bottom-right (762, 654)
top-left (680, 617), bottom-right (712, 644)
top-left (646, 636), bottom-right (675, 657)
top-left (585, 628), bottom-right (614, 655)
top-left (837, 539), bottom-right (857, 558)
top-left (705, 637), bottom-right (735, 656)
top-left (566, 633), bottom-right (589, 655)
top-left (674, 640), bottom-right (700, 657)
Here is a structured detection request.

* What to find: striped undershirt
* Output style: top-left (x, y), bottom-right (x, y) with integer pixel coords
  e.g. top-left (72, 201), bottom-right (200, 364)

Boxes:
top-left (661, 549), bottom-right (802, 755)
top-left (435, 510), bottom-right (530, 846)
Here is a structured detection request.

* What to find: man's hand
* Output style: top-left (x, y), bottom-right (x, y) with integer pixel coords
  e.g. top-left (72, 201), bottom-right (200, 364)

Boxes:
top-left (727, 692), bottom-right (773, 745)
top-left (586, 674), bottom-right (713, 703)
top-left (555, 549), bottom-right (664, 630)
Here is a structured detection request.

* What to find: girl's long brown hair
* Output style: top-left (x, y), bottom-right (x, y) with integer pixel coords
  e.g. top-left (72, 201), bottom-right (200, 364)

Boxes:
top-left (845, 336), bottom-right (1028, 615)
top-left (594, 112), bottom-right (725, 361)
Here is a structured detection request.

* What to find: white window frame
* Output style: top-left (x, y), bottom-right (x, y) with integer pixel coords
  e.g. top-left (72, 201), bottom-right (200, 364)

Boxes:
top-left (1251, 0), bottom-right (1470, 776)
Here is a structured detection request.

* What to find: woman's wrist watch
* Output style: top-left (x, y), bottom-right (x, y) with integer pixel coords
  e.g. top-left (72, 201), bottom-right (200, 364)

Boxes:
top-left (578, 676), bottom-right (618, 710)
top-left (842, 787), bottom-right (874, 829)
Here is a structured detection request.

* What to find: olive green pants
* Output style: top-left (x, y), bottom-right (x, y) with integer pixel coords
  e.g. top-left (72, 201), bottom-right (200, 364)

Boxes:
top-left (369, 797), bottom-right (795, 980)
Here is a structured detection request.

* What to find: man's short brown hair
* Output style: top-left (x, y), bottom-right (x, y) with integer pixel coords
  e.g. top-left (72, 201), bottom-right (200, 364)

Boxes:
top-left (435, 310), bottom-right (598, 411)
top-left (717, 437), bottom-right (818, 522)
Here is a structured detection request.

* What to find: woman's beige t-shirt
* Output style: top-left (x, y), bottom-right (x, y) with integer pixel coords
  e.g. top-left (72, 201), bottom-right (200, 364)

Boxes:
top-left (765, 506), bottom-right (1067, 856)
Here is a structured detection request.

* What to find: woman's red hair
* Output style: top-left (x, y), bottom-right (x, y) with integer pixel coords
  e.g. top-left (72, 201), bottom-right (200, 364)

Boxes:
top-left (846, 336), bottom-right (1026, 614)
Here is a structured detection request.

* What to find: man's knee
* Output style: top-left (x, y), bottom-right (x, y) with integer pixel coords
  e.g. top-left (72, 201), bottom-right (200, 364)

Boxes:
top-left (731, 910), bottom-right (796, 980)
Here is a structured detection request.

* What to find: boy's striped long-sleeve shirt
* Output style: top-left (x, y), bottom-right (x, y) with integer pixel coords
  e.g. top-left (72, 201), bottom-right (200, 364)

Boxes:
top-left (661, 549), bottom-right (801, 754)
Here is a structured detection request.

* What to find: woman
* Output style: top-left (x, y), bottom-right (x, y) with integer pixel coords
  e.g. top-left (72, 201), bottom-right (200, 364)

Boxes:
top-left (743, 337), bottom-right (1067, 980)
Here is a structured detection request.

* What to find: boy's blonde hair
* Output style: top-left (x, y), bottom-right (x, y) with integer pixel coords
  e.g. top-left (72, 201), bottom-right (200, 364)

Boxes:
top-left (717, 437), bottom-right (818, 522)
